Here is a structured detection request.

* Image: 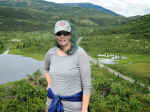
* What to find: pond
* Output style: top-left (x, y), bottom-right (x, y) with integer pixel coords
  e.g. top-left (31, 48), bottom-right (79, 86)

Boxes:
top-left (0, 49), bottom-right (44, 84)
top-left (98, 53), bottom-right (127, 64)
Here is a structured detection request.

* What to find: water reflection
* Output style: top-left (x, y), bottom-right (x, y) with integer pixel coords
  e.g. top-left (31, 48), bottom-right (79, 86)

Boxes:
top-left (0, 50), bottom-right (44, 84)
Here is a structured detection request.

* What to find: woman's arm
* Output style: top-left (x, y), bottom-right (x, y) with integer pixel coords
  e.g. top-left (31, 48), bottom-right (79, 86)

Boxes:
top-left (45, 72), bottom-right (51, 90)
top-left (44, 51), bottom-right (51, 89)
top-left (82, 94), bottom-right (90, 112)
top-left (78, 47), bottom-right (92, 112)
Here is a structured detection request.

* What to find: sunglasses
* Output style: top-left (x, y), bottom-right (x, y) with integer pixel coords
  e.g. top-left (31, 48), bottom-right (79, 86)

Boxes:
top-left (55, 31), bottom-right (71, 36)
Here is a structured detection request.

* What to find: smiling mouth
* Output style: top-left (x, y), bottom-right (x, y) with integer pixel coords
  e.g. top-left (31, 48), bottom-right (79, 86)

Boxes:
top-left (59, 39), bottom-right (66, 42)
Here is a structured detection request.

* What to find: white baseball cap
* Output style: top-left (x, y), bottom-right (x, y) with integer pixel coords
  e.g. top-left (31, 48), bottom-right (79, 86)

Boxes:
top-left (54, 20), bottom-right (71, 34)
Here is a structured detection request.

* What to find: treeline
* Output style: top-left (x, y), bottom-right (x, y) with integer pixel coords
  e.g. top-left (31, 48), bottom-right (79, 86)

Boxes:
top-left (0, 40), bottom-right (5, 53)
top-left (11, 37), bottom-right (50, 49)
top-left (0, 40), bottom-right (4, 49)
top-left (0, 31), bottom-right (54, 60)
top-left (0, 36), bottom-right (7, 53)
top-left (89, 14), bottom-right (150, 39)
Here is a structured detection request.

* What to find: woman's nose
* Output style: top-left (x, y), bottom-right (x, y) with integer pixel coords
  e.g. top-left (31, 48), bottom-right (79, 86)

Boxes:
top-left (60, 34), bottom-right (65, 38)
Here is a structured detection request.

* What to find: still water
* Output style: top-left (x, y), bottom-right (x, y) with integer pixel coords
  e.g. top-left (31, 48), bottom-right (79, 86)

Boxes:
top-left (0, 49), bottom-right (44, 84)
top-left (98, 53), bottom-right (127, 64)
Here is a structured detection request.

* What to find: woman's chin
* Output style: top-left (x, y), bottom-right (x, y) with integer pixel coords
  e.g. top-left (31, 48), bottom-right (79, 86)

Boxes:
top-left (58, 41), bottom-right (67, 45)
top-left (59, 42), bottom-right (67, 47)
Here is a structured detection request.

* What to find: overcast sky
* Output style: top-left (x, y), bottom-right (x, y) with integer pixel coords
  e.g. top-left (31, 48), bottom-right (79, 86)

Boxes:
top-left (45, 0), bottom-right (150, 17)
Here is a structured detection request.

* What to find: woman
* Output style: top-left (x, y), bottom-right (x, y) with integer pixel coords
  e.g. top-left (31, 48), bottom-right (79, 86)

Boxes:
top-left (44, 20), bottom-right (91, 112)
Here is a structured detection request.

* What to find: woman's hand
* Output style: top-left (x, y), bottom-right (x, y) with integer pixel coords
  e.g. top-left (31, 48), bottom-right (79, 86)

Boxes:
top-left (81, 109), bottom-right (88, 112)
top-left (81, 94), bottom-right (90, 112)
top-left (46, 84), bottom-right (51, 90)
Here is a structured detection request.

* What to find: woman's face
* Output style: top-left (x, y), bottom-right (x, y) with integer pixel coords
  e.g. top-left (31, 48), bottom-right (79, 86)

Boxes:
top-left (54, 31), bottom-right (72, 47)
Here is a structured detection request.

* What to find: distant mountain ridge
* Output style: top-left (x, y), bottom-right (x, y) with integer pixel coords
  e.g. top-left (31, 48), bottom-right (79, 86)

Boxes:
top-left (63, 3), bottom-right (120, 16)
top-left (0, 0), bottom-right (120, 16)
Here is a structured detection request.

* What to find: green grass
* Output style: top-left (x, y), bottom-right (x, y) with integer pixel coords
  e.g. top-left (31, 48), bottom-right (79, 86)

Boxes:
top-left (108, 63), bottom-right (150, 86)
top-left (107, 54), bottom-right (150, 85)
top-left (9, 48), bottom-right (45, 61)
top-left (122, 54), bottom-right (150, 63)
top-left (127, 63), bottom-right (150, 78)
top-left (0, 48), bottom-right (6, 54)
top-left (0, 31), bottom-right (55, 61)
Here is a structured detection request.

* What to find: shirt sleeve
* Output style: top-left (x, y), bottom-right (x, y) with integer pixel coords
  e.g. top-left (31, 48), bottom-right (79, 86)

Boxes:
top-left (78, 48), bottom-right (92, 97)
top-left (44, 51), bottom-right (51, 75)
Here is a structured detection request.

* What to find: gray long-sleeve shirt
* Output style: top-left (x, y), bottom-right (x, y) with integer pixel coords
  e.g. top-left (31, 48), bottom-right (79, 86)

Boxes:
top-left (44, 46), bottom-right (91, 112)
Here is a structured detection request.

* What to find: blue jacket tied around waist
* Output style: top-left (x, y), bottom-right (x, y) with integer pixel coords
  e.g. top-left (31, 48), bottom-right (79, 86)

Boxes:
top-left (47, 88), bottom-right (83, 112)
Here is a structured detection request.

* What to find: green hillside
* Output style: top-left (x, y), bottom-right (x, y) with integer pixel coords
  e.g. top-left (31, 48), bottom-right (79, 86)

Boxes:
top-left (100, 14), bottom-right (150, 39)
top-left (0, 0), bottom-right (126, 32)
top-left (127, 14), bottom-right (150, 38)
top-left (0, 7), bottom-right (50, 31)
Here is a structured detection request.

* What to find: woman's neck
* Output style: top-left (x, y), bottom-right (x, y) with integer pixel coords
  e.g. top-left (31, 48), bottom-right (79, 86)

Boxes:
top-left (60, 42), bottom-right (71, 53)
